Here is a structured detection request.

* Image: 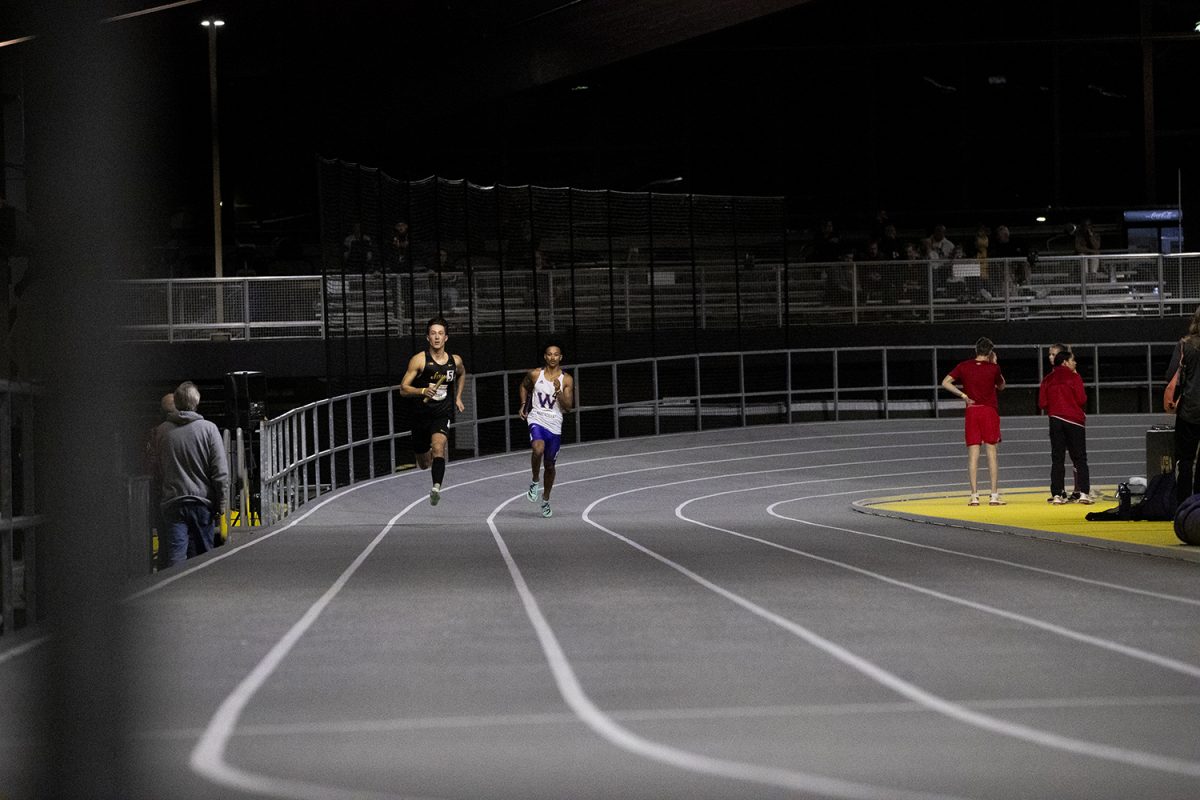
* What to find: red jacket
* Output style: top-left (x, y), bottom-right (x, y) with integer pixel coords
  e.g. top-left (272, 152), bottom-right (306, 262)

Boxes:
top-left (1038, 365), bottom-right (1087, 426)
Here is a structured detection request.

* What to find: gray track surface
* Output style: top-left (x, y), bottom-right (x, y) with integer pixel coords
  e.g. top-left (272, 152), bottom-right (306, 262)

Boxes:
top-left (4, 415), bottom-right (1200, 800)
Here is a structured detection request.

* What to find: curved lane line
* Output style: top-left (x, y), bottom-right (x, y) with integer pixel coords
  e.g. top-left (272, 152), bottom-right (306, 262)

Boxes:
top-left (764, 492), bottom-right (1200, 607)
top-left (485, 493), bottom-right (973, 800)
top-left (189, 495), bottom-right (448, 800)
top-left (167, 424), bottom-right (1162, 796)
top-left (574, 473), bottom-right (1200, 777)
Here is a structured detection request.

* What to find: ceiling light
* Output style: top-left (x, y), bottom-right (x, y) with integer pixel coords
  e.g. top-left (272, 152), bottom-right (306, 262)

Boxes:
top-left (1035, 216), bottom-right (1047, 223)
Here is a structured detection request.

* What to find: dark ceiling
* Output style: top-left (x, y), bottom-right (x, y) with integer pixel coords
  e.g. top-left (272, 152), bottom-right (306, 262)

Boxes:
top-left (5, 0), bottom-right (1200, 236)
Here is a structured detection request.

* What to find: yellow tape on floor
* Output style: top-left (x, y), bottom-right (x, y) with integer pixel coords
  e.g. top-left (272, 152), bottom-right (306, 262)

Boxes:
top-left (869, 487), bottom-right (1183, 550)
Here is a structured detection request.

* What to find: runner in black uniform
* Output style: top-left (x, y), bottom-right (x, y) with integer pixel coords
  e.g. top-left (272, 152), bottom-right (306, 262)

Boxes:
top-left (400, 317), bottom-right (466, 506)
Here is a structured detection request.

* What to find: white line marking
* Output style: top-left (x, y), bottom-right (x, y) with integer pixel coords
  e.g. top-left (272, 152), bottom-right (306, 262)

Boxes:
top-left (570, 476), bottom-right (1200, 776)
top-left (189, 497), bottom-right (451, 800)
top-left (168, 417), bottom-right (1164, 796)
top-left (0, 635), bottom-right (50, 665)
top-left (766, 492), bottom-right (1200, 607)
top-left (486, 494), bottom-right (971, 800)
top-left (661, 484), bottom-right (1200, 679)
top-left (122, 472), bottom-right (407, 602)
top-left (139, 694), bottom-right (1200, 741)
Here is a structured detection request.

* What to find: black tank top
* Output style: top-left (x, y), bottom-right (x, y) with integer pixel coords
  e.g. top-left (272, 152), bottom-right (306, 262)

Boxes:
top-left (415, 350), bottom-right (458, 416)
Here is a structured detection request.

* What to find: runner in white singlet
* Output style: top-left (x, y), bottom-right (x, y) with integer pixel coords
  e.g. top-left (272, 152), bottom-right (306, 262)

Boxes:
top-left (518, 342), bottom-right (575, 518)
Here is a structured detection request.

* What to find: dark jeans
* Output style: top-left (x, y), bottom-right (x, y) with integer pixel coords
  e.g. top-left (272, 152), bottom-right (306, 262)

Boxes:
top-left (1048, 418), bottom-right (1089, 496)
top-left (164, 501), bottom-right (215, 568)
top-left (1174, 416), bottom-right (1200, 505)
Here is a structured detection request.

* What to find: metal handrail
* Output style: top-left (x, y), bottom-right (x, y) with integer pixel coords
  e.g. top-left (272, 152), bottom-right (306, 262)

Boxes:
top-left (257, 341), bottom-right (1177, 525)
top-left (118, 252), bottom-right (1200, 342)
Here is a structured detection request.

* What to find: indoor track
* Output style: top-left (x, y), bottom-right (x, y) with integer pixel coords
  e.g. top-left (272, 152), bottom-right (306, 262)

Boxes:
top-left (4, 413), bottom-right (1200, 800)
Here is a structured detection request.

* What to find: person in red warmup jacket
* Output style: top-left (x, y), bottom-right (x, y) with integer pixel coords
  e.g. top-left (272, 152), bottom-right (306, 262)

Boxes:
top-left (1038, 349), bottom-right (1093, 504)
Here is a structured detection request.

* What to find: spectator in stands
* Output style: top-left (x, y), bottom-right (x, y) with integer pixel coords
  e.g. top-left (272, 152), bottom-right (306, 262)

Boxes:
top-left (386, 221), bottom-right (409, 275)
top-left (945, 243), bottom-right (975, 301)
top-left (870, 209), bottom-right (891, 241)
top-left (901, 240), bottom-right (926, 304)
top-left (342, 223), bottom-right (374, 270)
top-left (436, 248), bottom-right (461, 310)
top-left (858, 237), bottom-right (882, 263)
top-left (990, 224), bottom-right (1027, 286)
top-left (824, 249), bottom-right (857, 306)
top-left (928, 224), bottom-right (956, 262)
top-left (858, 238), bottom-right (888, 305)
top-left (154, 381), bottom-right (230, 568)
top-left (973, 224), bottom-right (990, 280)
top-left (1074, 218), bottom-right (1102, 279)
top-left (878, 223), bottom-right (903, 261)
top-left (807, 219), bottom-right (842, 263)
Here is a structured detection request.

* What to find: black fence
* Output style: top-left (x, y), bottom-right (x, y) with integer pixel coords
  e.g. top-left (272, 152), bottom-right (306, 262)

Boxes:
top-left (318, 159), bottom-right (787, 391)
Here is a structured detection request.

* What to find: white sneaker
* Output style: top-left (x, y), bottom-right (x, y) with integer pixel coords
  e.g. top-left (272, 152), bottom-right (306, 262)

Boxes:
top-left (527, 482), bottom-right (540, 502)
top-left (968, 494), bottom-right (980, 506)
top-left (540, 500), bottom-right (552, 518)
top-left (989, 493), bottom-right (1006, 506)
top-left (1077, 492), bottom-right (1094, 505)
top-left (430, 484), bottom-right (441, 506)
top-left (1051, 494), bottom-right (1066, 505)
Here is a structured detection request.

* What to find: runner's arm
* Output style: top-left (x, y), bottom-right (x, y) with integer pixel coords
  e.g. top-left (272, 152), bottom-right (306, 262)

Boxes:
top-left (400, 353), bottom-right (432, 399)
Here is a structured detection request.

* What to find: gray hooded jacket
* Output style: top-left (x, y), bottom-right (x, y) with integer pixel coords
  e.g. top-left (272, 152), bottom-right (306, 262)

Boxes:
top-left (155, 411), bottom-right (230, 513)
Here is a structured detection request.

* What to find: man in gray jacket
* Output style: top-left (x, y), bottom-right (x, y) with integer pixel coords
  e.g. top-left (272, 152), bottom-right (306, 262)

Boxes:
top-left (155, 381), bottom-right (230, 567)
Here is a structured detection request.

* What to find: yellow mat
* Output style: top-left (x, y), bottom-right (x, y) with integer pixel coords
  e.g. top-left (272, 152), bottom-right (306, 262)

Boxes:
top-left (865, 487), bottom-right (1186, 552)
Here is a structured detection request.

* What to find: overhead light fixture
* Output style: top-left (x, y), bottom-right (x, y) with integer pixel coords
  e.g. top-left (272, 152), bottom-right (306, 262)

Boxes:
top-left (571, 85), bottom-right (589, 92)
top-left (201, 18), bottom-right (225, 27)
top-left (1035, 216), bottom-right (1047, 223)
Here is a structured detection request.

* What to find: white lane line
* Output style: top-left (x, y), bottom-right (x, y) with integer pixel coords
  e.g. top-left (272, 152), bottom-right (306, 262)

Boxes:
top-left (665, 483), bottom-right (1200, 679)
top-left (139, 694), bottom-right (1200, 741)
top-left (486, 494), bottom-right (972, 800)
top-left (174, 454), bottom-right (971, 796)
top-left (166, 421), bottom-right (1162, 796)
top-left (0, 635), bottom-right (51, 665)
top-left (576, 479), bottom-right (1200, 777)
top-left (120, 419), bottom-right (1149, 605)
top-left (121, 470), bottom-right (414, 602)
top-left (764, 491), bottom-right (1200, 607)
top-left (189, 494), bottom-right (446, 800)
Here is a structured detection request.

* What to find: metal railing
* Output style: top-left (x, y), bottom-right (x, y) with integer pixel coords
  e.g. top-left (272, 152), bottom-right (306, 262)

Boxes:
top-left (1, 381), bottom-right (43, 636)
top-left (257, 341), bottom-right (1176, 525)
top-left (118, 253), bottom-right (1200, 342)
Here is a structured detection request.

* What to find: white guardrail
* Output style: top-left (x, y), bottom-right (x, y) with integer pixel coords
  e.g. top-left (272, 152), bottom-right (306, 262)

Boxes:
top-left (256, 341), bottom-right (1178, 525)
top-left (121, 253), bottom-right (1200, 341)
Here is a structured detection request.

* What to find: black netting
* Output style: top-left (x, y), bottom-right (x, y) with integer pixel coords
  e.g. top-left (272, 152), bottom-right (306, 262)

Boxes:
top-left (318, 159), bottom-right (786, 378)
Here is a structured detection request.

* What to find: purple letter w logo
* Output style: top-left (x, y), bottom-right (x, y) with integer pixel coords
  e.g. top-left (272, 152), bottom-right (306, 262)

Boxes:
top-left (536, 391), bottom-right (557, 409)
